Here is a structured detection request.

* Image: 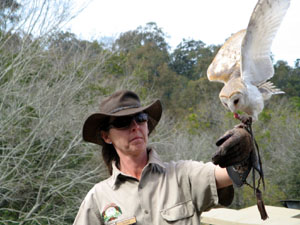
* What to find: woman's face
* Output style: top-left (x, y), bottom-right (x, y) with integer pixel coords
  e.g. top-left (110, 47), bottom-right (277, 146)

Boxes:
top-left (101, 116), bottom-right (149, 157)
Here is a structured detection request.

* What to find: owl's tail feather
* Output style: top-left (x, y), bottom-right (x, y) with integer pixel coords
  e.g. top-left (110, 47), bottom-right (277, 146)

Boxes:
top-left (258, 81), bottom-right (284, 100)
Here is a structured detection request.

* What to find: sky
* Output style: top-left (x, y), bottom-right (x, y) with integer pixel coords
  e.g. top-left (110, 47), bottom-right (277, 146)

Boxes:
top-left (67, 0), bottom-right (300, 67)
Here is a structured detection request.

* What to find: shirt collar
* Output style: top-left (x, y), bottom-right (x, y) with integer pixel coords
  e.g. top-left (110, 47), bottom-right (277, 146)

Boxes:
top-left (109, 163), bottom-right (122, 188)
top-left (147, 148), bottom-right (166, 169)
top-left (107, 148), bottom-right (166, 189)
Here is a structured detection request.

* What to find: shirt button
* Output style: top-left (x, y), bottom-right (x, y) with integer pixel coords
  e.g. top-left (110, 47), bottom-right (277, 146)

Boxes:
top-left (144, 210), bottom-right (149, 214)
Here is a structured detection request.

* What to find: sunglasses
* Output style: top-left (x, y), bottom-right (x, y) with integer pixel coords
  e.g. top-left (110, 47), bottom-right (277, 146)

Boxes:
top-left (107, 112), bottom-right (149, 130)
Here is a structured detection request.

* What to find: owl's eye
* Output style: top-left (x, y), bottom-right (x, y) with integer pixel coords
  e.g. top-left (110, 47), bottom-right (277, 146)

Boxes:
top-left (234, 99), bottom-right (239, 105)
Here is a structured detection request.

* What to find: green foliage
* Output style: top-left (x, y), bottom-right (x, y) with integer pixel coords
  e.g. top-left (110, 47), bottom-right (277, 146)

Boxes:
top-left (170, 39), bottom-right (215, 80)
top-left (273, 60), bottom-right (300, 97)
top-left (241, 180), bottom-right (287, 207)
top-left (104, 52), bottom-right (127, 76)
top-left (186, 112), bottom-right (212, 134)
top-left (258, 109), bottom-right (272, 123)
top-left (285, 149), bottom-right (300, 199)
top-left (114, 22), bottom-right (169, 53)
top-left (290, 96), bottom-right (300, 110)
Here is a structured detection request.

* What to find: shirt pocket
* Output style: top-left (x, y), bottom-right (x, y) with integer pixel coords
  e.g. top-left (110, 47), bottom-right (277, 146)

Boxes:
top-left (160, 200), bottom-right (195, 222)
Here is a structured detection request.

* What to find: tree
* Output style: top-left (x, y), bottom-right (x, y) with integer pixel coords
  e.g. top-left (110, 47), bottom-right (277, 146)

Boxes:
top-left (169, 39), bottom-right (216, 80)
top-left (113, 22), bottom-right (169, 53)
top-left (273, 60), bottom-right (300, 97)
top-left (0, 0), bottom-right (21, 31)
top-left (0, 1), bottom-right (108, 224)
top-left (106, 23), bottom-right (170, 92)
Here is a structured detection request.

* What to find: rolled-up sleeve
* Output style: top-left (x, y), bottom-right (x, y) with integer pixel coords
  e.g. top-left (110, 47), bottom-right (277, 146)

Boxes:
top-left (186, 161), bottom-right (219, 212)
top-left (180, 161), bottom-right (233, 213)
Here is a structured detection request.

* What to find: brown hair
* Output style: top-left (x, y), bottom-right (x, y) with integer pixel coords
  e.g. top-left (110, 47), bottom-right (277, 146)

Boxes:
top-left (101, 143), bottom-right (119, 175)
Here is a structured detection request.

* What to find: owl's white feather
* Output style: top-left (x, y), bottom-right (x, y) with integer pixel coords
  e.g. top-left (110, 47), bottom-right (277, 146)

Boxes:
top-left (241, 0), bottom-right (291, 85)
top-left (207, 0), bottom-right (290, 120)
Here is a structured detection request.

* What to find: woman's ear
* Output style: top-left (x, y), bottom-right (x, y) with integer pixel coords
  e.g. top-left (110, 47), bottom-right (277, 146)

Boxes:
top-left (100, 130), bottom-right (112, 144)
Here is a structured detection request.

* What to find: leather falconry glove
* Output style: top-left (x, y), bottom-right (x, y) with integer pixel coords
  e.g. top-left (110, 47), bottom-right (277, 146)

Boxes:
top-left (212, 124), bottom-right (254, 187)
top-left (212, 124), bottom-right (254, 167)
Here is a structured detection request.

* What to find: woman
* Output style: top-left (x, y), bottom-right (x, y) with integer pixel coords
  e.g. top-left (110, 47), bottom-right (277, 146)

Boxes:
top-left (73, 90), bottom-right (243, 225)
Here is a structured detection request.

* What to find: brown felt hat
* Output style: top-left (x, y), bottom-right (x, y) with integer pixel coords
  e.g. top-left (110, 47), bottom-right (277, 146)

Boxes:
top-left (82, 90), bottom-right (162, 145)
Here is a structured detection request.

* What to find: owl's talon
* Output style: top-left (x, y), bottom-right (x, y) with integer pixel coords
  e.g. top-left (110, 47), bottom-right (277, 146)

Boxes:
top-left (234, 113), bottom-right (252, 125)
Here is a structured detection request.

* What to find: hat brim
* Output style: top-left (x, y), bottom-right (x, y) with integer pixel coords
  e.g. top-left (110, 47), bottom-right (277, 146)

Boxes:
top-left (82, 99), bottom-right (162, 145)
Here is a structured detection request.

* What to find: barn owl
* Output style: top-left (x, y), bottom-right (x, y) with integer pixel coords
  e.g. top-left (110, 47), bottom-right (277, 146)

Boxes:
top-left (207, 0), bottom-right (290, 121)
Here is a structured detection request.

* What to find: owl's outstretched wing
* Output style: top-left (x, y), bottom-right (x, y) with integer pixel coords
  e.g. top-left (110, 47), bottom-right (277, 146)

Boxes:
top-left (207, 30), bottom-right (246, 84)
top-left (241, 0), bottom-right (290, 85)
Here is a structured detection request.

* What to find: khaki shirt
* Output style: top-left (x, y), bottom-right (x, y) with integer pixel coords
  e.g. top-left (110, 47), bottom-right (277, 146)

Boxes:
top-left (73, 149), bottom-right (233, 225)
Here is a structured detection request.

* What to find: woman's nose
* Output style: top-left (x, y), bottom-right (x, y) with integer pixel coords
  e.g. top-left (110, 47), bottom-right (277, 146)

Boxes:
top-left (130, 120), bottom-right (140, 130)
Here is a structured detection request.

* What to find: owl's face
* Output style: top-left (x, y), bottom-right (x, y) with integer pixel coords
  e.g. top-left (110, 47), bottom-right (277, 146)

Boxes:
top-left (220, 92), bottom-right (244, 113)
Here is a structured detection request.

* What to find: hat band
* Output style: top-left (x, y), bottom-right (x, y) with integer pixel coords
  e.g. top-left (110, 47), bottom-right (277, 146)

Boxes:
top-left (109, 104), bottom-right (141, 114)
